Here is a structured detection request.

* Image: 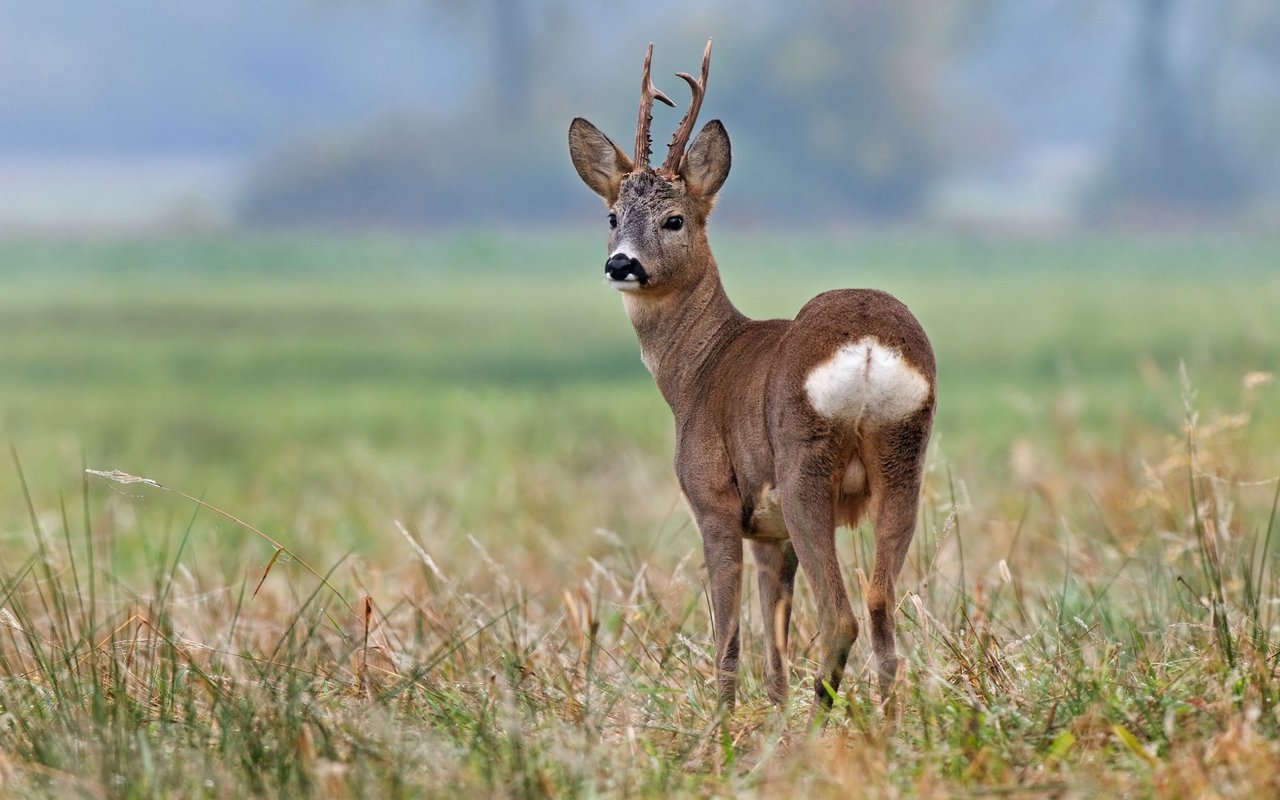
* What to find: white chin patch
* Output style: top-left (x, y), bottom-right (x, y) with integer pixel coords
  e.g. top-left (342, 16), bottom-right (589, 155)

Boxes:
top-left (804, 337), bottom-right (930, 427)
top-left (607, 276), bottom-right (643, 291)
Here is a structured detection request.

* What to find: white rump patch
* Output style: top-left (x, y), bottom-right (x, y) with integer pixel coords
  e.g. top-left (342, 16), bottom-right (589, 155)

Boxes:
top-left (804, 337), bottom-right (930, 427)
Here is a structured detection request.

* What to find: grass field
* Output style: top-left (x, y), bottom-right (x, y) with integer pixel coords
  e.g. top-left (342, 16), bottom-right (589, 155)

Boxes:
top-left (1, 229), bottom-right (1278, 797)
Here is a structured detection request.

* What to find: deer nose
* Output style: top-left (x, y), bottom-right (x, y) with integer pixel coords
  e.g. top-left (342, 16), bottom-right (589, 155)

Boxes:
top-left (605, 254), bottom-right (647, 284)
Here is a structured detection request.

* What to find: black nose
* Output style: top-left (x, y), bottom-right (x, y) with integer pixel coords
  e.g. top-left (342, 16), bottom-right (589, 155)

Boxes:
top-left (605, 254), bottom-right (648, 284)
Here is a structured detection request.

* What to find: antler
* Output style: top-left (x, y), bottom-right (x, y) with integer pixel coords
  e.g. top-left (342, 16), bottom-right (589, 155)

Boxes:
top-left (659, 38), bottom-right (712, 178)
top-left (634, 43), bottom-right (675, 170)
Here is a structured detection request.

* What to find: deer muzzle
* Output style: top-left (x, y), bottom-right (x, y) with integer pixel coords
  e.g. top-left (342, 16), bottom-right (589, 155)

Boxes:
top-left (605, 254), bottom-right (648, 287)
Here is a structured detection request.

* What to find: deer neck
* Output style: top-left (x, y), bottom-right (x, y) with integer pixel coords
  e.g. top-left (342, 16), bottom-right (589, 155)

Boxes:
top-left (622, 258), bottom-right (744, 409)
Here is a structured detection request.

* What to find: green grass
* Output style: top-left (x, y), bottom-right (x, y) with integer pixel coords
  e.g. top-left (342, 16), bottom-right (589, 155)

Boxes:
top-left (0, 229), bottom-right (1278, 797)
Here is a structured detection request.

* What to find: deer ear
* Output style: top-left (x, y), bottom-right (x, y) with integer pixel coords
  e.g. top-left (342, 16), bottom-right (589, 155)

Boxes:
top-left (569, 118), bottom-right (633, 205)
top-left (682, 120), bottom-right (730, 203)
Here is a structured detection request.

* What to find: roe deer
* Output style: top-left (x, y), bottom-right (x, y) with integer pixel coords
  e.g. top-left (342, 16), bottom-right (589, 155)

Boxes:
top-left (568, 40), bottom-right (936, 715)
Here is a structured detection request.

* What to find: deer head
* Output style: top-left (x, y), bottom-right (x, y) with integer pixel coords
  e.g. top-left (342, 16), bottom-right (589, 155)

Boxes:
top-left (568, 41), bottom-right (729, 296)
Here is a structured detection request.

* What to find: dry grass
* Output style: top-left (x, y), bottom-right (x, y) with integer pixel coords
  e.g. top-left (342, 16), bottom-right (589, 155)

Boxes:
top-left (2, 370), bottom-right (1277, 798)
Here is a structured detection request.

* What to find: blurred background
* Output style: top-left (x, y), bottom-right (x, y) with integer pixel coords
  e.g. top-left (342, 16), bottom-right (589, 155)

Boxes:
top-left (4, 0), bottom-right (1279, 234)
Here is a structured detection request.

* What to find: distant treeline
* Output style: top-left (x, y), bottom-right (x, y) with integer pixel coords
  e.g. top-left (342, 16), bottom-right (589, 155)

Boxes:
top-left (239, 0), bottom-right (1280, 228)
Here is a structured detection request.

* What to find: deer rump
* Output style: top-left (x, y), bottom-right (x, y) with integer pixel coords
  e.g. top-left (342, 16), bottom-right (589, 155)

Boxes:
top-left (737, 289), bottom-right (934, 544)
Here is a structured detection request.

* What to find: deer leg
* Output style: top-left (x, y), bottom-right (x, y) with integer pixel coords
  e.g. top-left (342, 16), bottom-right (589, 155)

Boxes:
top-left (751, 539), bottom-right (798, 706)
top-left (865, 429), bottom-right (928, 699)
top-left (700, 520), bottom-right (744, 710)
top-left (780, 475), bottom-right (856, 715)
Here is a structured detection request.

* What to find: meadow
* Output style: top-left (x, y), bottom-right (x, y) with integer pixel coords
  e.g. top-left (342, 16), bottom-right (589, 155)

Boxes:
top-left (0, 229), bottom-right (1277, 797)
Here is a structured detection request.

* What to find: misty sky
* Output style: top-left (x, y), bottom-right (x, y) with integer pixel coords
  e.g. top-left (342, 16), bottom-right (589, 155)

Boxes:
top-left (1, 1), bottom-right (1137, 157)
top-left (0, 0), bottom-right (466, 153)
top-left (2, 1), bottom-right (1273, 230)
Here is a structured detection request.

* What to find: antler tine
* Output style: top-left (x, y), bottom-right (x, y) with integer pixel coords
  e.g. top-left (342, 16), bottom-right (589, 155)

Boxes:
top-left (635, 43), bottom-right (675, 171)
top-left (659, 38), bottom-right (712, 178)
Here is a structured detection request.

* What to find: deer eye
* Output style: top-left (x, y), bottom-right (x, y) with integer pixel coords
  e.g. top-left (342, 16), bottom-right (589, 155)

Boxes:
top-left (608, 213), bottom-right (618, 229)
top-left (662, 215), bottom-right (684, 231)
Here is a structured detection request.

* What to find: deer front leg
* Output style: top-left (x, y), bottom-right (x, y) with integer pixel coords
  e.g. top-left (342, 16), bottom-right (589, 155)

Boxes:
top-left (751, 539), bottom-right (798, 706)
top-left (699, 520), bottom-right (744, 710)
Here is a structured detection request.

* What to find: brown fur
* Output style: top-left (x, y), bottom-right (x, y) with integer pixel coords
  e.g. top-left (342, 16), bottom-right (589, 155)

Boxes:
top-left (568, 52), bottom-right (935, 718)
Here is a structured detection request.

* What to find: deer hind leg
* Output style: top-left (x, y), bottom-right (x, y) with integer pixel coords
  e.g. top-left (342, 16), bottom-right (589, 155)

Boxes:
top-left (751, 539), bottom-right (798, 706)
top-left (779, 471), bottom-right (857, 715)
top-left (864, 420), bottom-right (930, 699)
